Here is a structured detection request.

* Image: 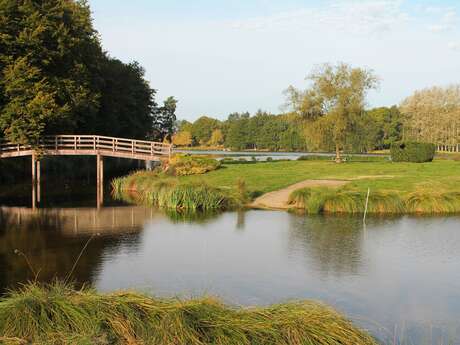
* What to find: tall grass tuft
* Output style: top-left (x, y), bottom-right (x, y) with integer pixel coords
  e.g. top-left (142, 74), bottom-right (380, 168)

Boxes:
top-left (111, 171), bottom-right (237, 211)
top-left (0, 282), bottom-right (377, 345)
top-left (405, 192), bottom-right (460, 214)
top-left (290, 187), bottom-right (460, 214)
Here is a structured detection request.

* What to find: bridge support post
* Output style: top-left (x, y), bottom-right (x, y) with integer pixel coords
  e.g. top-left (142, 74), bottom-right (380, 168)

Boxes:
top-left (31, 153), bottom-right (41, 209)
top-left (37, 159), bottom-right (41, 204)
top-left (96, 154), bottom-right (104, 208)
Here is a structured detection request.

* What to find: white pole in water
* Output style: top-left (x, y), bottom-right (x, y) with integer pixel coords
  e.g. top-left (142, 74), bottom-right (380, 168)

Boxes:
top-left (363, 188), bottom-right (370, 223)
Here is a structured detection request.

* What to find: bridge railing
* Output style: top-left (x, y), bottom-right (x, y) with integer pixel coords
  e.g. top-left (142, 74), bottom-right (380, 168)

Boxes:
top-left (0, 135), bottom-right (172, 158)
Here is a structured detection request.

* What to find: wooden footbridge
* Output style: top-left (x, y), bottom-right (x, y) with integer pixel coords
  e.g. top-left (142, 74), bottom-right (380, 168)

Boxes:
top-left (0, 135), bottom-right (172, 208)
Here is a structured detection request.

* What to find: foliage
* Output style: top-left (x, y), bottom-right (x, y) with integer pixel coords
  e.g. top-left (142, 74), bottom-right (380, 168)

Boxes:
top-left (285, 63), bottom-right (379, 161)
top-left (97, 58), bottom-right (157, 138)
top-left (168, 155), bottom-right (221, 176)
top-left (0, 282), bottom-right (377, 345)
top-left (366, 106), bottom-right (403, 149)
top-left (209, 128), bottom-right (224, 146)
top-left (390, 142), bottom-right (436, 163)
top-left (152, 96), bottom-right (178, 141)
top-left (173, 130), bottom-right (193, 146)
top-left (0, 0), bottom-right (100, 143)
top-left (0, 0), bottom-right (176, 144)
top-left (400, 85), bottom-right (460, 146)
top-left (191, 116), bottom-right (221, 145)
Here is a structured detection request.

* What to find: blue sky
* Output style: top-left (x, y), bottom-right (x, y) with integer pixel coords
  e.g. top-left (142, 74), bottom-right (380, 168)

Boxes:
top-left (89, 0), bottom-right (460, 121)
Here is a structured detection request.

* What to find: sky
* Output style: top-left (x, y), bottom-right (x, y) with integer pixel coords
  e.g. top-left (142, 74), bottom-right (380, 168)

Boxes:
top-left (88, 0), bottom-right (460, 121)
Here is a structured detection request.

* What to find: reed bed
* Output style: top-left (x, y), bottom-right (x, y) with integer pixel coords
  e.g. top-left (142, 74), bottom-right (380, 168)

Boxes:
top-left (0, 282), bottom-right (377, 345)
top-left (289, 187), bottom-right (460, 214)
top-left (111, 171), bottom-right (239, 211)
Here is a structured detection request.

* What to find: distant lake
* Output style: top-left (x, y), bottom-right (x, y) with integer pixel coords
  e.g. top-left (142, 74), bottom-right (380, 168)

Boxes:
top-left (174, 149), bottom-right (387, 161)
top-left (1, 189), bottom-right (459, 344)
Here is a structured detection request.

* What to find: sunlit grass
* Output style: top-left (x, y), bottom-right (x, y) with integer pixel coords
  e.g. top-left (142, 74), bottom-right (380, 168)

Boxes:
top-left (289, 187), bottom-right (460, 214)
top-left (0, 282), bottom-right (377, 345)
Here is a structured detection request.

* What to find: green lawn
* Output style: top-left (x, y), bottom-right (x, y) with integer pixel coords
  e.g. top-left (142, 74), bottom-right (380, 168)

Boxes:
top-left (180, 159), bottom-right (460, 196)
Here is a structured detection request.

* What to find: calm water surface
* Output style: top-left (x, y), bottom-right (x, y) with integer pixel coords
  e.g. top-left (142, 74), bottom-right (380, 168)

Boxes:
top-left (1, 203), bottom-right (459, 344)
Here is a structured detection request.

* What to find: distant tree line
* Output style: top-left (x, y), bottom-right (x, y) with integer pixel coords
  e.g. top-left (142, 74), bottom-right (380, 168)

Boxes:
top-left (0, 0), bottom-right (176, 145)
top-left (401, 85), bottom-right (460, 150)
top-left (173, 106), bottom-right (403, 153)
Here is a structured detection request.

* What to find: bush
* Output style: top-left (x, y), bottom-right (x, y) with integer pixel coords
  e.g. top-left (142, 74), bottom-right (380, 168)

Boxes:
top-left (168, 154), bottom-right (221, 176)
top-left (390, 142), bottom-right (436, 163)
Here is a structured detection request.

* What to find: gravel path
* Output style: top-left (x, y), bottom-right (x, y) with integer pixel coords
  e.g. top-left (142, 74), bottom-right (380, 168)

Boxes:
top-left (250, 179), bottom-right (348, 210)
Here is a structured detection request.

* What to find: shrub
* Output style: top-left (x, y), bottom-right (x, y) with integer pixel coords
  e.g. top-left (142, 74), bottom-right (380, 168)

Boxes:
top-left (168, 154), bottom-right (221, 176)
top-left (390, 142), bottom-right (436, 163)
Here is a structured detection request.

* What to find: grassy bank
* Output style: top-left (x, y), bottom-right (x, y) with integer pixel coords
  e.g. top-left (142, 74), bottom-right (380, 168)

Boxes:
top-left (111, 171), bottom-right (245, 211)
top-left (0, 282), bottom-right (376, 345)
top-left (113, 159), bottom-right (460, 214)
top-left (289, 187), bottom-right (460, 214)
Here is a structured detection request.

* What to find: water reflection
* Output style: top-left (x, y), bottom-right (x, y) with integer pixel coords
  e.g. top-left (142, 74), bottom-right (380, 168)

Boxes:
top-left (287, 215), bottom-right (367, 277)
top-left (1, 206), bottom-right (460, 344)
top-left (0, 206), bottom-right (152, 292)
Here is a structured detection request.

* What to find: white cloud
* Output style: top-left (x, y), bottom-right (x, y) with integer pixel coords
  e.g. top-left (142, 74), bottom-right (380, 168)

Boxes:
top-left (231, 0), bottom-right (408, 35)
top-left (448, 41), bottom-right (460, 51)
top-left (428, 9), bottom-right (458, 33)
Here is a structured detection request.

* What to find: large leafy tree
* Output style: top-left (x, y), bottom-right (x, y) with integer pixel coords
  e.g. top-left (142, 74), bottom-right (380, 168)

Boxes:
top-left (191, 116), bottom-right (221, 145)
top-left (0, 0), bottom-right (176, 144)
top-left (97, 58), bottom-right (157, 139)
top-left (0, 0), bottom-right (102, 143)
top-left (152, 96), bottom-right (177, 141)
top-left (400, 85), bottom-right (460, 146)
top-left (285, 63), bottom-right (379, 162)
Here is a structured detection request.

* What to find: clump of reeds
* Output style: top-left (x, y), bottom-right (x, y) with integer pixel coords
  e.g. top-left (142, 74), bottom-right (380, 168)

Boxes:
top-left (111, 172), bottom-right (237, 211)
top-left (290, 187), bottom-right (460, 214)
top-left (0, 282), bottom-right (377, 345)
top-left (405, 192), bottom-right (460, 214)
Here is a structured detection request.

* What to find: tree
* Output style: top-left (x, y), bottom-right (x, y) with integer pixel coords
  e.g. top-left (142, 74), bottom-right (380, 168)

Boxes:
top-left (225, 117), bottom-right (251, 150)
top-left (285, 63), bottom-right (379, 162)
top-left (0, 57), bottom-right (68, 144)
top-left (209, 129), bottom-right (224, 146)
top-left (191, 116), bottom-right (221, 145)
top-left (0, 0), bottom-right (170, 144)
top-left (400, 85), bottom-right (460, 147)
top-left (97, 58), bottom-right (157, 139)
top-left (0, 0), bottom-right (102, 143)
top-left (152, 96), bottom-right (177, 141)
top-left (366, 106), bottom-right (402, 149)
top-left (172, 131), bottom-right (192, 147)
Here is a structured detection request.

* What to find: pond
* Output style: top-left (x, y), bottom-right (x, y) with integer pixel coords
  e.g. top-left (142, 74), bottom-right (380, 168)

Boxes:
top-left (1, 198), bottom-right (459, 344)
top-left (174, 149), bottom-right (387, 161)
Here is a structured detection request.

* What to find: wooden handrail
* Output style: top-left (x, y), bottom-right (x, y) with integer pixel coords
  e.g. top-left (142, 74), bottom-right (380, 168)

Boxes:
top-left (0, 135), bottom-right (172, 159)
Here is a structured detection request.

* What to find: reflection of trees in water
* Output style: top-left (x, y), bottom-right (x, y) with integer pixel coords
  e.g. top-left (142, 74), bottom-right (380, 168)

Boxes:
top-left (0, 207), bottom-right (146, 294)
top-left (287, 215), bottom-right (367, 277)
top-left (163, 209), bottom-right (222, 224)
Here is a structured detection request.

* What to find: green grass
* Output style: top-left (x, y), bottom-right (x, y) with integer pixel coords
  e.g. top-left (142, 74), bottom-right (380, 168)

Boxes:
top-left (113, 159), bottom-right (460, 214)
top-left (181, 159), bottom-right (460, 196)
top-left (111, 171), bottom-right (243, 211)
top-left (0, 282), bottom-right (377, 345)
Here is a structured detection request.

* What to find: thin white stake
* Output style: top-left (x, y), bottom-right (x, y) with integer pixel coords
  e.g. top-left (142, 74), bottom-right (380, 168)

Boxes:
top-left (363, 188), bottom-right (370, 223)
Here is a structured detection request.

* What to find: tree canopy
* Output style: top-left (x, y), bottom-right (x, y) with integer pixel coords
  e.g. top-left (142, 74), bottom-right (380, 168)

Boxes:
top-left (285, 63), bottom-right (379, 161)
top-left (0, 0), bottom-right (176, 144)
top-left (400, 85), bottom-right (460, 146)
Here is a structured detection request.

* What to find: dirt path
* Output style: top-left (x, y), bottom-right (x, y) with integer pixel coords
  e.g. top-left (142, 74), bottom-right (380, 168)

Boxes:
top-left (250, 179), bottom-right (349, 210)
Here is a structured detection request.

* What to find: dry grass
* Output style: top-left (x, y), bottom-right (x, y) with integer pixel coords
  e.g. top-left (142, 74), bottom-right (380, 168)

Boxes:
top-left (289, 187), bottom-right (460, 214)
top-left (0, 282), bottom-right (377, 345)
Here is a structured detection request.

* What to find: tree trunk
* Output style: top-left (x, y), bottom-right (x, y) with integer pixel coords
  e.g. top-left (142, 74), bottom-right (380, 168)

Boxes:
top-left (335, 143), bottom-right (342, 163)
